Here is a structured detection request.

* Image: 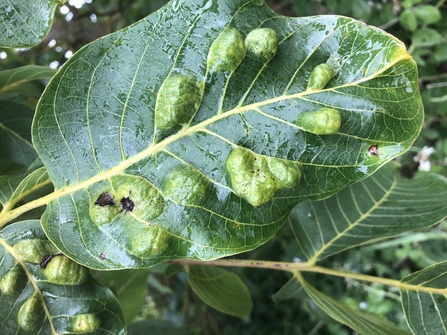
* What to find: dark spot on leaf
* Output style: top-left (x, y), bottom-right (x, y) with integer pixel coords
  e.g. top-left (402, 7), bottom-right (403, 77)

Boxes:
top-left (95, 192), bottom-right (115, 206)
top-left (120, 193), bottom-right (134, 212)
top-left (40, 253), bottom-right (63, 269)
top-left (368, 144), bottom-right (379, 157)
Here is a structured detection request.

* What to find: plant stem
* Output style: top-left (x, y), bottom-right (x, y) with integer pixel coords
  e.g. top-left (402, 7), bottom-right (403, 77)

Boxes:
top-left (171, 258), bottom-right (447, 295)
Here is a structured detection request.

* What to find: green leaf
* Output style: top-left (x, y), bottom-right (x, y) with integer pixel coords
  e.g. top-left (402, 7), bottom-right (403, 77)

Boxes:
top-left (128, 320), bottom-right (199, 335)
top-left (300, 275), bottom-right (410, 335)
top-left (0, 175), bottom-right (22, 207)
top-left (0, 100), bottom-right (37, 169)
top-left (32, 0), bottom-right (423, 269)
top-left (187, 265), bottom-right (253, 317)
top-left (97, 269), bottom-right (149, 323)
top-left (411, 27), bottom-right (444, 48)
top-left (0, 66), bottom-right (57, 96)
top-left (400, 9), bottom-right (418, 32)
top-left (0, 159), bottom-right (28, 176)
top-left (0, 1), bottom-right (63, 48)
top-left (400, 262), bottom-right (447, 335)
top-left (289, 163), bottom-right (447, 263)
top-left (272, 275), bottom-right (307, 302)
top-left (165, 263), bottom-right (184, 277)
top-left (0, 167), bottom-right (50, 215)
top-left (412, 5), bottom-right (442, 24)
top-left (0, 220), bottom-right (126, 335)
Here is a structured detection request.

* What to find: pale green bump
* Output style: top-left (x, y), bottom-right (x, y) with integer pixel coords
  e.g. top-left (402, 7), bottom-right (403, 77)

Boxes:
top-left (296, 108), bottom-right (341, 135)
top-left (267, 157), bottom-right (303, 188)
top-left (17, 293), bottom-right (41, 332)
top-left (111, 174), bottom-right (165, 221)
top-left (306, 63), bottom-right (336, 91)
top-left (0, 267), bottom-right (24, 295)
top-left (245, 28), bottom-right (278, 60)
top-left (207, 28), bottom-right (246, 72)
top-left (13, 240), bottom-right (57, 264)
top-left (71, 313), bottom-right (101, 333)
top-left (155, 73), bottom-right (204, 130)
top-left (43, 256), bottom-right (88, 285)
top-left (163, 165), bottom-right (211, 205)
top-left (226, 148), bottom-right (277, 207)
top-left (130, 227), bottom-right (172, 258)
top-left (90, 176), bottom-right (165, 225)
top-left (90, 192), bottom-right (121, 227)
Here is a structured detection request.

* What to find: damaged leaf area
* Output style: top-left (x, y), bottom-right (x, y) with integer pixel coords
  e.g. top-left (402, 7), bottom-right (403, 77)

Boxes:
top-left (0, 220), bottom-right (125, 334)
top-left (32, 0), bottom-right (423, 269)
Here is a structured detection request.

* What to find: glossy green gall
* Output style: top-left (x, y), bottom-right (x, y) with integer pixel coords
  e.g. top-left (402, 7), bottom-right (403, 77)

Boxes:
top-left (0, 267), bottom-right (24, 295)
top-left (71, 313), bottom-right (101, 333)
top-left (226, 148), bottom-right (302, 207)
top-left (90, 175), bottom-right (165, 225)
top-left (43, 255), bottom-right (88, 285)
top-left (207, 28), bottom-right (246, 72)
top-left (163, 165), bottom-right (211, 205)
top-left (306, 63), bottom-right (336, 91)
top-left (245, 28), bottom-right (278, 60)
top-left (155, 74), bottom-right (204, 130)
top-left (13, 239), bottom-right (57, 264)
top-left (17, 293), bottom-right (41, 332)
top-left (296, 108), bottom-right (341, 135)
top-left (131, 227), bottom-right (172, 258)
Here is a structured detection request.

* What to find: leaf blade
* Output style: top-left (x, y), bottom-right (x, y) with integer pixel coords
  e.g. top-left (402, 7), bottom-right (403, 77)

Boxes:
top-left (290, 163), bottom-right (447, 262)
top-left (0, 220), bottom-right (126, 335)
top-left (187, 265), bottom-right (253, 317)
top-left (33, 0), bottom-right (423, 269)
top-left (300, 275), bottom-right (410, 335)
top-left (400, 262), bottom-right (447, 335)
top-left (0, 1), bottom-right (60, 48)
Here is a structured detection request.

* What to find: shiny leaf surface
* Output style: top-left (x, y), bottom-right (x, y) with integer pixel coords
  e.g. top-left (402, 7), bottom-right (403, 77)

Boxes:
top-left (187, 265), bottom-right (253, 316)
top-left (0, 1), bottom-right (62, 48)
top-left (289, 163), bottom-right (447, 263)
top-left (400, 262), bottom-right (447, 335)
top-left (33, 0), bottom-right (423, 269)
top-left (0, 220), bottom-right (126, 335)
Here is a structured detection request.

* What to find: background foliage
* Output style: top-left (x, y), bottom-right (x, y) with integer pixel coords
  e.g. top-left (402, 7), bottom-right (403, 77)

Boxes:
top-left (1, 0), bottom-right (447, 334)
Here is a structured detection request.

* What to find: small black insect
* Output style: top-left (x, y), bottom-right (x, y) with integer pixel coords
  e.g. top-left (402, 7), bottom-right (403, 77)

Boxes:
top-left (40, 253), bottom-right (63, 269)
top-left (99, 253), bottom-right (106, 261)
top-left (120, 193), bottom-right (134, 212)
top-left (95, 192), bottom-right (115, 206)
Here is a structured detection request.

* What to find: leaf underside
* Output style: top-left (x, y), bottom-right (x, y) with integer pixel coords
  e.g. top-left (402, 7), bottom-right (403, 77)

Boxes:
top-left (33, 0), bottom-right (423, 269)
top-left (400, 262), bottom-right (447, 335)
top-left (290, 163), bottom-right (447, 263)
top-left (300, 275), bottom-right (410, 335)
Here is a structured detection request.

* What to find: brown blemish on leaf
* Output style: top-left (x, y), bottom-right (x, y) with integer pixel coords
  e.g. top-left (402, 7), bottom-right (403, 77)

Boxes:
top-left (95, 192), bottom-right (115, 206)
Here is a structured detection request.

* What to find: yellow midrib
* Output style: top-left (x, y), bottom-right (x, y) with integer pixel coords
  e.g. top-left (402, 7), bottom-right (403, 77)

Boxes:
top-left (1, 51), bottom-right (412, 225)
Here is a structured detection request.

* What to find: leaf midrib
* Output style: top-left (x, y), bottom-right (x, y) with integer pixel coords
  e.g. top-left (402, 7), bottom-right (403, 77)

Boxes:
top-left (2, 52), bottom-right (411, 227)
